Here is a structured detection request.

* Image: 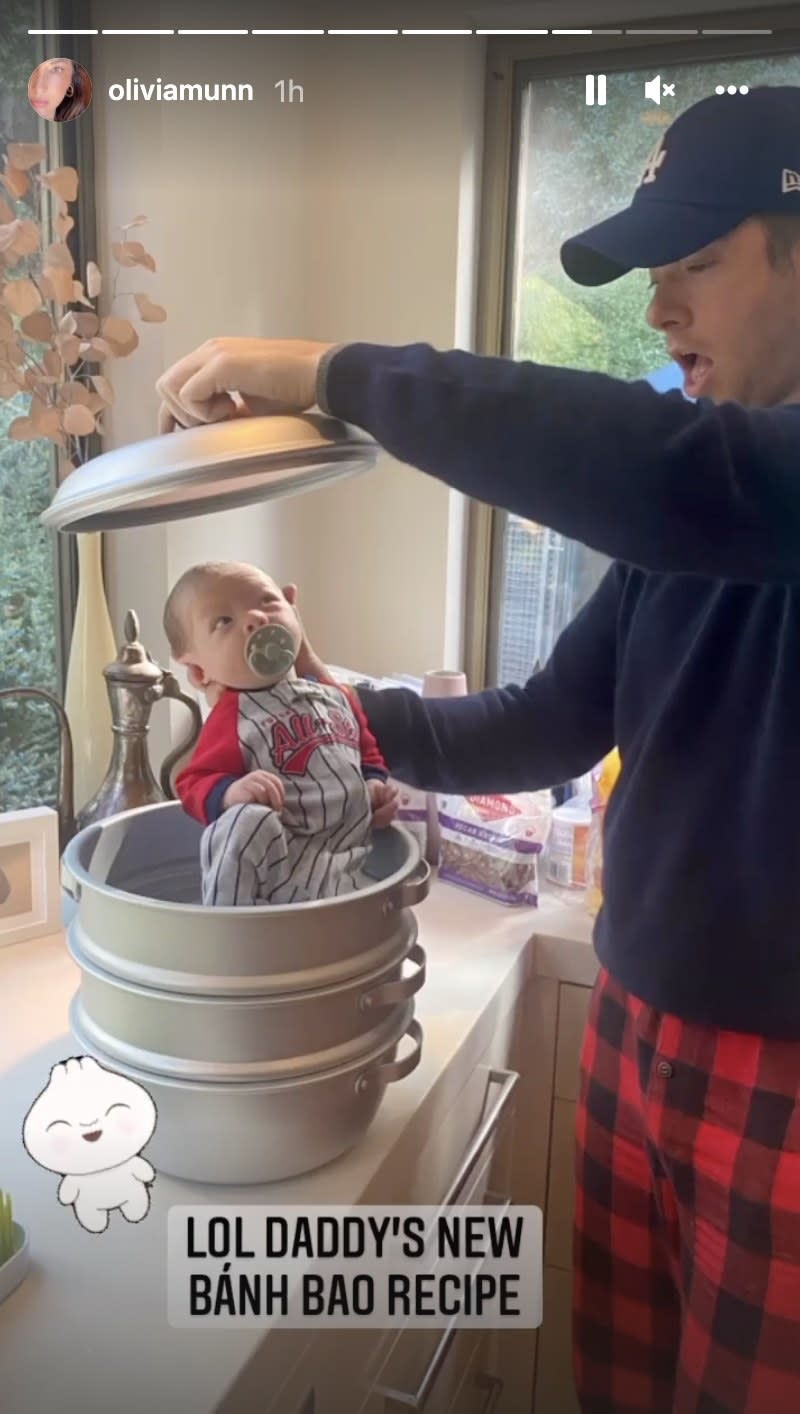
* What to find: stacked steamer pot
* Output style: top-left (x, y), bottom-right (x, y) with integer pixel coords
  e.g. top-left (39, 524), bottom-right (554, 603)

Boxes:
top-left (62, 800), bottom-right (429, 1184)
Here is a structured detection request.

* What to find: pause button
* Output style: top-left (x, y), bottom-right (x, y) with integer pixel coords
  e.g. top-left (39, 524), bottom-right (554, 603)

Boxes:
top-left (585, 74), bottom-right (607, 105)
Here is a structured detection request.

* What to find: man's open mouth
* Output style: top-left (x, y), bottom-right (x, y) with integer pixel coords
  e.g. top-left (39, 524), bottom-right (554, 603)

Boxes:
top-left (674, 352), bottom-right (714, 398)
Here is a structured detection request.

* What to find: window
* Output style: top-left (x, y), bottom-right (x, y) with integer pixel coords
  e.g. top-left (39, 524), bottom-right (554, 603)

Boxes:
top-left (0, 0), bottom-right (87, 814)
top-left (478, 29), bottom-right (800, 687)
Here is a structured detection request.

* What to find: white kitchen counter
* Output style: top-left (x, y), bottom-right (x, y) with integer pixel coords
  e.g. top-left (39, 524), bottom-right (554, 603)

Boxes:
top-left (0, 878), bottom-right (595, 1414)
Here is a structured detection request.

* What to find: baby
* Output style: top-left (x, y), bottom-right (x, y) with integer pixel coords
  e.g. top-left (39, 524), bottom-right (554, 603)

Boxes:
top-left (164, 561), bottom-right (398, 906)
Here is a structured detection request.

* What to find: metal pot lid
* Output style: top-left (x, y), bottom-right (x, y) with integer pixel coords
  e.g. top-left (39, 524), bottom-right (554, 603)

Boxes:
top-left (40, 413), bottom-right (378, 533)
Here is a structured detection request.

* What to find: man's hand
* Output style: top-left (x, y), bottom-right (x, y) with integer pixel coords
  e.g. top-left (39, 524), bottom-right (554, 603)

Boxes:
top-left (293, 609), bottom-right (335, 684)
top-left (223, 771), bottom-right (286, 812)
top-left (367, 778), bottom-right (399, 829)
top-left (155, 337), bottom-right (336, 432)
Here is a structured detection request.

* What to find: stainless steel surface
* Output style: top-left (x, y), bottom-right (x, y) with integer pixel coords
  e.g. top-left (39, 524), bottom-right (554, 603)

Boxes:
top-left (70, 990), bottom-right (415, 1082)
top-left (61, 802), bottom-right (431, 995)
top-left (40, 414), bottom-right (378, 533)
top-left (76, 611), bottom-right (202, 831)
top-left (0, 687), bottom-right (75, 850)
top-left (67, 927), bottom-right (426, 1077)
top-left (69, 1005), bottom-right (423, 1185)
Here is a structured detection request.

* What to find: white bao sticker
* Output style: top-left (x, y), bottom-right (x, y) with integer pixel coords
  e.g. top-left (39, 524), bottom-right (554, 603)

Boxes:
top-left (23, 1055), bottom-right (157, 1234)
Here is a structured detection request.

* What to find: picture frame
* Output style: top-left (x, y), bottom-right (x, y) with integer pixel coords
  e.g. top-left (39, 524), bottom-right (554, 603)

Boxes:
top-left (0, 807), bottom-right (61, 947)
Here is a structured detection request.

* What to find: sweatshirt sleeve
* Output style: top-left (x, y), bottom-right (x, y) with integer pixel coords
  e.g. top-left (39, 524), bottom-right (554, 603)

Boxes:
top-left (354, 565), bottom-right (621, 793)
top-left (318, 342), bottom-right (800, 584)
top-left (174, 691), bottom-right (245, 825)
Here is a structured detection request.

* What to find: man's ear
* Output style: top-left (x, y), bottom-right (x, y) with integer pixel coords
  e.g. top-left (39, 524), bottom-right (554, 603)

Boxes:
top-left (282, 582), bottom-right (298, 609)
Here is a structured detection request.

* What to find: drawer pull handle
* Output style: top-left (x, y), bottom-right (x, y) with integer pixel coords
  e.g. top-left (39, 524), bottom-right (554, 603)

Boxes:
top-left (442, 1068), bottom-right (518, 1209)
top-left (377, 1198), bottom-right (511, 1411)
top-left (473, 1372), bottom-right (503, 1414)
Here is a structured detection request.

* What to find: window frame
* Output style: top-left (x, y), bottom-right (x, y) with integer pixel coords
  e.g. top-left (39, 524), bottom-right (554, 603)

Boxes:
top-left (468, 2), bottom-right (800, 691)
top-left (39, 0), bottom-right (100, 691)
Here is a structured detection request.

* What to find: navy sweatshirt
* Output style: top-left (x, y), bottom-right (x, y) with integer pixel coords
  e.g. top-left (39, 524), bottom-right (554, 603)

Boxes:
top-left (318, 342), bottom-right (800, 1038)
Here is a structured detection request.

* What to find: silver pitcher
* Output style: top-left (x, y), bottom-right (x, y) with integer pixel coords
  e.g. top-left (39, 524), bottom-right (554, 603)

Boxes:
top-left (0, 610), bottom-right (203, 847)
top-left (76, 609), bottom-right (202, 831)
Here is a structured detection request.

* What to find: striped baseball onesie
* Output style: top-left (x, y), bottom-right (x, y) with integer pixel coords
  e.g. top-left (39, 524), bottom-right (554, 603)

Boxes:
top-left (175, 677), bottom-right (388, 906)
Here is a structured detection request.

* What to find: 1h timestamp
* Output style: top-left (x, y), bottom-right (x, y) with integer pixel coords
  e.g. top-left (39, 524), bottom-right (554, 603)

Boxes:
top-left (275, 79), bottom-right (304, 103)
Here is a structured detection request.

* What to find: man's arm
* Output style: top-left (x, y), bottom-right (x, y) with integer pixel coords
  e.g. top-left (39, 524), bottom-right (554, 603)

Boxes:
top-left (356, 565), bottom-right (621, 794)
top-left (318, 343), bottom-right (800, 584)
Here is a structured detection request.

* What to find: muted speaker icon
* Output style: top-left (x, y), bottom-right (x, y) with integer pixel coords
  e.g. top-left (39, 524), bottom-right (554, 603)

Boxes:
top-left (645, 75), bottom-right (676, 104)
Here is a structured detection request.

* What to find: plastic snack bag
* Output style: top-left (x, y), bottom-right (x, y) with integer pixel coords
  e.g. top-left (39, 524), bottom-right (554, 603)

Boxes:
top-left (436, 791), bottom-right (552, 907)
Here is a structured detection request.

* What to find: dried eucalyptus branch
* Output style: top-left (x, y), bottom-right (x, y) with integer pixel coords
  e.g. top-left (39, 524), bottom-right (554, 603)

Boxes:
top-left (0, 141), bottom-right (167, 483)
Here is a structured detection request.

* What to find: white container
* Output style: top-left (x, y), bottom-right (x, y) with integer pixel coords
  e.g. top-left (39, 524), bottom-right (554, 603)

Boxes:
top-left (545, 798), bottom-right (591, 889)
top-left (422, 670), bottom-right (468, 865)
top-left (0, 1224), bottom-right (29, 1305)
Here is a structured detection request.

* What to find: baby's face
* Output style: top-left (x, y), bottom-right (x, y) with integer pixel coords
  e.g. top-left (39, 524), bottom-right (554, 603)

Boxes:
top-left (182, 566), bottom-right (301, 690)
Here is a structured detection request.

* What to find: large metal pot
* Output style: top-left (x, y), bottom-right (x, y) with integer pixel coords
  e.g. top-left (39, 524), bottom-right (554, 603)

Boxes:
top-left (66, 928), bottom-right (426, 1078)
top-left (61, 802), bottom-right (430, 994)
top-left (70, 1001), bottom-right (422, 1185)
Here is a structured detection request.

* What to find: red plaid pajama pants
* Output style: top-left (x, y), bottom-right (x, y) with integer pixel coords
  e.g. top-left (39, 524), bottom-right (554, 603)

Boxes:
top-left (573, 966), bottom-right (800, 1414)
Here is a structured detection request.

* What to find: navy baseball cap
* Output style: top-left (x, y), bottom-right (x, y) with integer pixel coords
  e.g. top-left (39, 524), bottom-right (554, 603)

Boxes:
top-left (560, 85), bottom-right (800, 286)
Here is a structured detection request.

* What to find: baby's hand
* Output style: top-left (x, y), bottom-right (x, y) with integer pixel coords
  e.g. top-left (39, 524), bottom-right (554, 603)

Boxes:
top-left (223, 771), bottom-right (286, 812)
top-left (367, 778), bottom-right (399, 829)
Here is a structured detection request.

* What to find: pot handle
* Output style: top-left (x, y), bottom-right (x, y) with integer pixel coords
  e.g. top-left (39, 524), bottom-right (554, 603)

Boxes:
top-left (393, 858), bottom-right (431, 909)
top-left (359, 942), bottom-right (426, 1011)
top-left (355, 1018), bottom-right (422, 1093)
top-left (60, 855), bottom-right (81, 904)
top-left (159, 671), bottom-right (204, 799)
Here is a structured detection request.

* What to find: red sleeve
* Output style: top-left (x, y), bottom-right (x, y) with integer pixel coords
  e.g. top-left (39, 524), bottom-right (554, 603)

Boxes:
top-left (340, 683), bottom-right (388, 774)
top-left (174, 690), bottom-right (246, 824)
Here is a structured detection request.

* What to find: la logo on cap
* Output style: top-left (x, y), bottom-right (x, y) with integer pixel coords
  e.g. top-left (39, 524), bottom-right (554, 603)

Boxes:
top-left (641, 136), bottom-right (667, 186)
top-left (782, 168), bottom-right (800, 193)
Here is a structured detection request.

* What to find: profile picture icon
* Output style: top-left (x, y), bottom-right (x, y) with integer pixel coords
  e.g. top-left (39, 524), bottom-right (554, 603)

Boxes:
top-left (28, 57), bottom-right (92, 123)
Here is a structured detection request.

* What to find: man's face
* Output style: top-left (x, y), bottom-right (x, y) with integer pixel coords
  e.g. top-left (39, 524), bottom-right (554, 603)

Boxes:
top-left (180, 565), bottom-right (300, 691)
top-left (646, 218), bottom-right (800, 408)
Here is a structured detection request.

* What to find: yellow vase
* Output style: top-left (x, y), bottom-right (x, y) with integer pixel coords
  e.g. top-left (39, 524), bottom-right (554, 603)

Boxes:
top-left (63, 532), bottom-right (117, 811)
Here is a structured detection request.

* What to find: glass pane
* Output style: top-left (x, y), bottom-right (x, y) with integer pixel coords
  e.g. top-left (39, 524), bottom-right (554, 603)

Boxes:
top-left (0, 2), bottom-right (62, 813)
top-left (493, 50), bottom-right (800, 685)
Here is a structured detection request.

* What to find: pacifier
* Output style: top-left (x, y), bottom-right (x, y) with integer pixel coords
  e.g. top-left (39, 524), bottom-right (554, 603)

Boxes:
top-left (246, 623), bottom-right (298, 684)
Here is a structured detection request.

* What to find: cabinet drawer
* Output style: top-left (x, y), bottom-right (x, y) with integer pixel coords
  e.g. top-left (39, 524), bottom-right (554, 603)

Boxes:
top-left (446, 1335), bottom-right (500, 1414)
top-left (544, 1099), bottom-right (576, 1272)
top-left (554, 985), bottom-right (591, 1103)
top-left (533, 1267), bottom-right (580, 1414)
top-left (364, 1183), bottom-right (514, 1413)
top-left (215, 1327), bottom-right (315, 1413)
top-left (390, 1055), bottom-right (515, 1209)
top-left (362, 1324), bottom-right (483, 1414)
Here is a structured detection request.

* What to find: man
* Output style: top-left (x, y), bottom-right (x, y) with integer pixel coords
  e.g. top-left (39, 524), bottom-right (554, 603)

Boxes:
top-left (157, 88), bottom-right (800, 1411)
